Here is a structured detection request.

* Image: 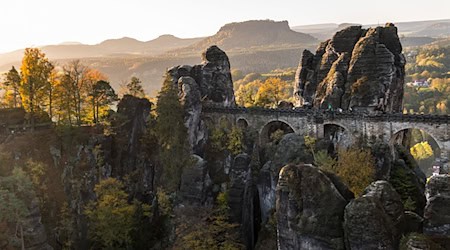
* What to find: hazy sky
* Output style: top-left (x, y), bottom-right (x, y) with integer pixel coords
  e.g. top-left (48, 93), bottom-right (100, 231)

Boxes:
top-left (1, 0), bottom-right (449, 53)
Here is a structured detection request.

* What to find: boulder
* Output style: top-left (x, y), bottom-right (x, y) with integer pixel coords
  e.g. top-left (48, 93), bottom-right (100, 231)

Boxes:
top-left (423, 174), bottom-right (450, 237)
top-left (276, 164), bottom-right (350, 250)
top-left (344, 196), bottom-right (396, 250)
top-left (399, 211), bottom-right (424, 235)
top-left (399, 233), bottom-right (444, 250)
top-left (363, 180), bottom-right (404, 222)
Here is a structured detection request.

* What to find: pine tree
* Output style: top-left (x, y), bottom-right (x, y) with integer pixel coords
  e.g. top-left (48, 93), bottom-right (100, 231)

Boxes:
top-left (155, 74), bottom-right (190, 191)
top-left (1, 66), bottom-right (22, 108)
top-left (126, 76), bottom-right (146, 98)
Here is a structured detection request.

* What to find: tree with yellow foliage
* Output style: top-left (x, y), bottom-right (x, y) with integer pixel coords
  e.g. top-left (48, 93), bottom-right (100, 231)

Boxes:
top-left (85, 178), bottom-right (137, 249)
top-left (235, 79), bottom-right (262, 107)
top-left (19, 48), bottom-right (54, 125)
top-left (254, 77), bottom-right (290, 108)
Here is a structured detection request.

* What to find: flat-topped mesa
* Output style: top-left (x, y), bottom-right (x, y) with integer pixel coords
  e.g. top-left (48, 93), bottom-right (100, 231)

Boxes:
top-left (294, 23), bottom-right (405, 113)
top-left (168, 45), bottom-right (236, 107)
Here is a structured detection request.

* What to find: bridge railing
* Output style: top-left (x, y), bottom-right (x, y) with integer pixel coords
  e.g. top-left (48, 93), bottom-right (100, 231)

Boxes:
top-left (202, 104), bottom-right (450, 124)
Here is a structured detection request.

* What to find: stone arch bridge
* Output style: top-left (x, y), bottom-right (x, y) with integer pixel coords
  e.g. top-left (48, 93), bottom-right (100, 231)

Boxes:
top-left (202, 105), bottom-right (450, 165)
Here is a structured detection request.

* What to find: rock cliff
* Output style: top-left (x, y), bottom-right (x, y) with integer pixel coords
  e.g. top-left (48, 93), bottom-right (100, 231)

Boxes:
top-left (276, 164), bottom-right (351, 250)
top-left (294, 24), bottom-right (405, 113)
top-left (169, 45), bottom-right (235, 153)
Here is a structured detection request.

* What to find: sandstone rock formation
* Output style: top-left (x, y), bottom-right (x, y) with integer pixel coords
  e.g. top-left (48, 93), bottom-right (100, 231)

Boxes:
top-left (169, 45), bottom-right (235, 107)
top-left (228, 153), bottom-right (260, 249)
top-left (179, 154), bottom-right (211, 204)
top-left (169, 46), bottom-right (235, 152)
top-left (113, 95), bottom-right (154, 201)
top-left (257, 133), bottom-right (313, 223)
top-left (344, 196), bottom-right (397, 250)
top-left (23, 198), bottom-right (53, 250)
top-left (423, 174), bottom-right (450, 237)
top-left (294, 24), bottom-right (405, 113)
top-left (344, 181), bottom-right (404, 250)
top-left (276, 164), bottom-right (351, 250)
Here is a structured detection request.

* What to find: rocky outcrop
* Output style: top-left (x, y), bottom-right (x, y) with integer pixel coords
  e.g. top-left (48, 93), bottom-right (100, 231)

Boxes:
top-left (423, 174), bottom-right (450, 237)
top-left (294, 24), bottom-right (405, 113)
top-left (344, 196), bottom-right (396, 250)
top-left (276, 164), bottom-right (350, 250)
top-left (113, 95), bottom-right (154, 201)
top-left (257, 133), bottom-right (313, 223)
top-left (390, 145), bottom-right (427, 215)
top-left (344, 181), bottom-right (403, 250)
top-left (179, 155), bottom-right (211, 204)
top-left (169, 46), bottom-right (235, 153)
top-left (169, 46), bottom-right (235, 107)
top-left (228, 154), bottom-right (251, 222)
top-left (228, 153), bottom-right (260, 249)
top-left (400, 233), bottom-right (444, 250)
top-left (23, 199), bottom-right (53, 250)
top-left (363, 181), bottom-right (404, 223)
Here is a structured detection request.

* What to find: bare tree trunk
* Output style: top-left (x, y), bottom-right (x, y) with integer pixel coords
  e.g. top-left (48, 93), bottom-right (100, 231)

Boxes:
top-left (49, 87), bottom-right (53, 120)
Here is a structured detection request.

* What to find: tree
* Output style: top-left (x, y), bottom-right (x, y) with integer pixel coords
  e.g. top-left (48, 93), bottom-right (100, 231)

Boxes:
top-left (155, 74), bottom-right (190, 191)
top-left (254, 77), bottom-right (290, 107)
top-left (235, 79), bottom-right (262, 107)
top-left (333, 148), bottom-right (375, 196)
top-left (85, 178), bottom-right (136, 248)
top-left (19, 48), bottom-right (54, 125)
top-left (90, 80), bottom-right (118, 124)
top-left (0, 167), bottom-right (34, 250)
top-left (61, 60), bottom-right (88, 125)
top-left (126, 76), bottom-right (146, 98)
top-left (1, 66), bottom-right (22, 108)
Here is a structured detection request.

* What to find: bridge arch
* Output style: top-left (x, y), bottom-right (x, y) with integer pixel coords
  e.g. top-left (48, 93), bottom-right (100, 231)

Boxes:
top-left (259, 119), bottom-right (295, 145)
top-left (236, 117), bottom-right (249, 129)
top-left (390, 127), bottom-right (442, 176)
top-left (323, 122), bottom-right (353, 148)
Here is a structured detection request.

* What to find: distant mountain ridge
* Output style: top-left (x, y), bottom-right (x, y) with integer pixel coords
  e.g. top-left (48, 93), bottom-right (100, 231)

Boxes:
top-left (172, 20), bottom-right (317, 55)
top-left (293, 19), bottom-right (450, 40)
top-left (0, 35), bottom-right (203, 68)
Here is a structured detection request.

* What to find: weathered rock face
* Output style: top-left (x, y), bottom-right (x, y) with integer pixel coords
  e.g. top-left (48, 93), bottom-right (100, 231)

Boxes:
top-left (400, 233), bottom-right (444, 250)
top-left (178, 76), bottom-right (206, 152)
top-left (344, 180), bottom-right (406, 250)
top-left (179, 155), bottom-right (211, 204)
top-left (294, 24), bottom-right (405, 113)
top-left (390, 145), bottom-right (427, 216)
top-left (363, 181), bottom-right (404, 223)
top-left (257, 133), bottom-right (313, 223)
top-left (23, 198), bottom-right (53, 250)
top-left (344, 196), bottom-right (397, 250)
top-left (228, 153), bottom-right (260, 249)
top-left (276, 164), bottom-right (350, 250)
top-left (169, 45), bottom-right (235, 107)
top-left (423, 174), bottom-right (450, 237)
top-left (228, 154), bottom-right (252, 222)
top-left (113, 95), bottom-right (154, 201)
top-left (169, 46), bottom-right (235, 152)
